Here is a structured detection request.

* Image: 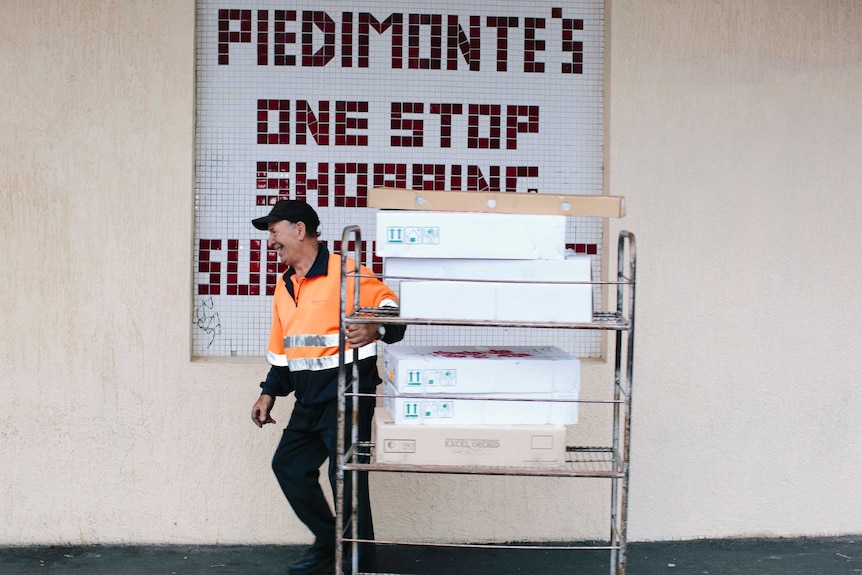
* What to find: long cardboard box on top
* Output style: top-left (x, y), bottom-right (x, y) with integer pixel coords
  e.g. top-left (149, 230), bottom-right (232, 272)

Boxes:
top-left (382, 382), bottom-right (579, 426)
top-left (369, 187), bottom-right (626, 218)
top-left (384, 345), bottom-right (580, 395)
top-left (373, 407), bottom-right (567, 468)
top-left (387, 253), bottom-right (593, 324)
top-left (375, 210), bottom-right (566, 260)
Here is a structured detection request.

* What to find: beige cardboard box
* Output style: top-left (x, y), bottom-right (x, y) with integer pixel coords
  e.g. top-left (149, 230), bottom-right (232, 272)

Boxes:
top-left (382, 382), bottom-right (579, 425)
top-left (369, 187), bottom-right (626, 218)
top-left (375, 210), bottom-right (566, 260)
top-left (383, 345), bottom-right (580, 395)
top-left (373, 407), bottom-right (566, 468)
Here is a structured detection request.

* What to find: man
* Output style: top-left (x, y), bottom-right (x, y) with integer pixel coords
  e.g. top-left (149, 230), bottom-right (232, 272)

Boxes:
top-left (250, 200), bottom-right (405, 575)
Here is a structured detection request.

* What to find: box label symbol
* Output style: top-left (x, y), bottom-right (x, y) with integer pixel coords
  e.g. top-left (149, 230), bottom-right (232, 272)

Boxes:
top-left (421, 401), bottom-right (454, 419)
top-left (383, 439), bottom-right (416, 453)
top-left (403, 402), bottom-right (419, 419)
top-left (386, 227), bottom-right (404, 244)
top-left (405, 228), bottom-right (422, 244)
top-left (406, 370), bottom-right (422, 386)
top-left (422, 227), bottom-right (440, 244)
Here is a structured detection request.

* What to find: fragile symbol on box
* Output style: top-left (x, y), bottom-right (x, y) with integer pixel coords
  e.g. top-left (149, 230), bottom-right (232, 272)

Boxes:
top-left (421, 401), bottom-right (454, 418)
top-left (420, 227), bottom-right (440, 244)
top-left (425, 369), bottom-right (456, 387)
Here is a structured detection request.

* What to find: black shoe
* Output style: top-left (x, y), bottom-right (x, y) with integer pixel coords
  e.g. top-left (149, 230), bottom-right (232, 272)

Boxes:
top-left (289, 547), bottom-right (335, 575)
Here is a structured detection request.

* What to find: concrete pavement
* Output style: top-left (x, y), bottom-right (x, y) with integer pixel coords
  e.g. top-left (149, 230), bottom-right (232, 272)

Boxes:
top-left (1, 536), bottom-right (860, 575)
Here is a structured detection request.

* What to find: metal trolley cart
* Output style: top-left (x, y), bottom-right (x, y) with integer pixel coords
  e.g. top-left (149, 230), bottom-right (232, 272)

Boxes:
top-left (336, 226), bottom-right (636, 575)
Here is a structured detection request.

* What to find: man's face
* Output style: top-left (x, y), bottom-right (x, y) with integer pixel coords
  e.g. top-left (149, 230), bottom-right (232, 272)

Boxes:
top-left (267, 219), bottom-right (299, 266)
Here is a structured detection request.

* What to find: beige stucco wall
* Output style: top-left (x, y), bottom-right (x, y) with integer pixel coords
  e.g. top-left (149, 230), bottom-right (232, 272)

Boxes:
top-left (1, 0), bottom-right (860, 546)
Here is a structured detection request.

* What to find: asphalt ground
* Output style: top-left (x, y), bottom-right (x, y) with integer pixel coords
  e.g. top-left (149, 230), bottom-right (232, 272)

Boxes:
top-left (1, 536), bottom-right (860, 575)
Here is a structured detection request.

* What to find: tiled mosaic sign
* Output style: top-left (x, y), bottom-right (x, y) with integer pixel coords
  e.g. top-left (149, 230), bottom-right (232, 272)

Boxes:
top-left (194, 1), bottom-right (605, 357)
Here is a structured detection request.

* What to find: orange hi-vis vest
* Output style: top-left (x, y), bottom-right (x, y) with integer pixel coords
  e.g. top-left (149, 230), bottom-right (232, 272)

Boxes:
top-left (267, 244), bottom-right (398, 404)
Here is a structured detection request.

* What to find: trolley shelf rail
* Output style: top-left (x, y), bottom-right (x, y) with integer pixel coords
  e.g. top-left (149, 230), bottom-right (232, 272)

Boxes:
top-left (337, 225), bottom-right (637, 575)
top-left (344, 444), bottom-right (625, 478)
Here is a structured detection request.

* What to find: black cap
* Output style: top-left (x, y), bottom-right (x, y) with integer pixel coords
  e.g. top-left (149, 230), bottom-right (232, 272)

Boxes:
top-left (251, 200), bottom-right (320, 233)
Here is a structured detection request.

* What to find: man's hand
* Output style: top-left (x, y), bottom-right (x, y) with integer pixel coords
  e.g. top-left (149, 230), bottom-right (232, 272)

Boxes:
top-left (345, 323), bottom-right (379, 348)
top-left (251, 394), bottom-right (276, 428)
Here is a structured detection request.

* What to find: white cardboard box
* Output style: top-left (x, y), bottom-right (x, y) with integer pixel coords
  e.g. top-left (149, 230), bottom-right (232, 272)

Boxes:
top-left (399, 280), bottom-right (592, 323)
top-left (385, 253), bottom-right (592, 282)
top-left (384, 345), bottom-right (580, 395)
top-left (375, 210), bottom-right (566, 260)
top-left (388, 254), bottom-right (593, 323)
top-left (382, 382), bottom-right (579, 425)
top-left (373, 407), bottom-right (567, 468)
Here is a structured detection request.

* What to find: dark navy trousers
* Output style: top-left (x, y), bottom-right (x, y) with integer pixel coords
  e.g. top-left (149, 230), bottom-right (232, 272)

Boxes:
top-left (272, 395), bottom-right (375, 555)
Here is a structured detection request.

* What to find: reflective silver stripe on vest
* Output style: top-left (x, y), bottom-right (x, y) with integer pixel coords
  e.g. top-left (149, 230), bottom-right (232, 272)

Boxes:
top-left (285, 333), bottom-right (340, 348)
top-left (380, 298), bottom-right (398, 309)
top-left (267, 350), bottom-right (289, 367)
top-left (286, 342), bottom-right (378, 372)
